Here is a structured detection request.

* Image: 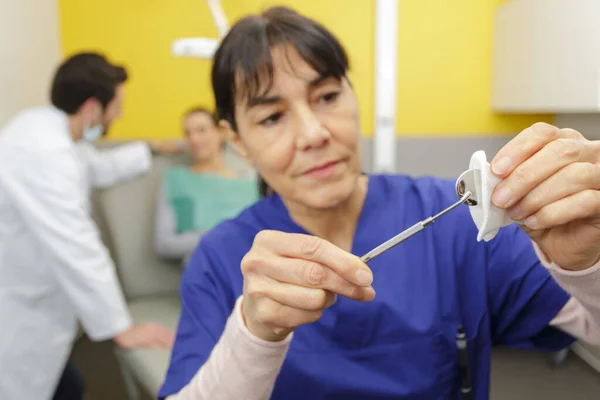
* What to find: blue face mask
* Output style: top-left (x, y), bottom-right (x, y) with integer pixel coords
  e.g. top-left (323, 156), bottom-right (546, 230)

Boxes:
top-left (82, 106), bottom-right (105, 142)
top-left (83, 124), bottom-right (105, 142)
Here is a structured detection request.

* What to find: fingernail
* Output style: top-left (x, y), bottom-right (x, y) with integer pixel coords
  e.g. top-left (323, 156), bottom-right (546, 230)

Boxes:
top-left (492, 157), bottom-right (512, 176)
top-left (493, 187), bottom-right (512, 207)
top-left (355, 269), bottom-right (373, 286)
top-left (366, 286), bottom-right (376, 299)
top-left (524, 215), bottom-right (538, 229)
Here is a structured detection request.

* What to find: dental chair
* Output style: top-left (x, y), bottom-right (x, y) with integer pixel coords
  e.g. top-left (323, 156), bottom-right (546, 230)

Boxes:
top-left (98, 153), bottom-right (185, 399)
top-left (95, 144), bottom-right (254, 399)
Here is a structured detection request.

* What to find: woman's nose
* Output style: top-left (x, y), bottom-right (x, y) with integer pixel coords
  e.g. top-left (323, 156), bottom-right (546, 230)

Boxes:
top-left (295, 109), bottom-right (330, 150)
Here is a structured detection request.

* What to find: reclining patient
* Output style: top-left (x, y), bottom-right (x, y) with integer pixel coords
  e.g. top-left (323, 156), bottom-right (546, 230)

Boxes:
top-left (154, 107), bottom-right (259, 261)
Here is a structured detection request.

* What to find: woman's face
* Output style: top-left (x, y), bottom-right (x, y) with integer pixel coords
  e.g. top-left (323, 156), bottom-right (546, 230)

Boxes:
top-left (184, 112), bottom-right (223, 163)
top-left (227, 45), bottom-right (362, 210)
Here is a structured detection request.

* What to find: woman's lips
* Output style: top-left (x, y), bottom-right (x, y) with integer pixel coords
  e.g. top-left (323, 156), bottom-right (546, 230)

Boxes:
top-left (304, 160), bottom-right (340, 179)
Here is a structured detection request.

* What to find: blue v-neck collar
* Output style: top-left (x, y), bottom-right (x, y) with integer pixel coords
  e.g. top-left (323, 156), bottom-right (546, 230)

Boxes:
top-left (265, 174), bottom-right (381, 256)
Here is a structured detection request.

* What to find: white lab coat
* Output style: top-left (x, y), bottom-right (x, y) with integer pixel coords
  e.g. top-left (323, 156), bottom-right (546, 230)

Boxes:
top-left (0, 106), bottom-right (152, 400)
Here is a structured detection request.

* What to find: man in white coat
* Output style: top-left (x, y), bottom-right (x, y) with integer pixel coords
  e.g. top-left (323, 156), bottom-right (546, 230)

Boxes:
top-left (0, 52), bottom-right (177, 400)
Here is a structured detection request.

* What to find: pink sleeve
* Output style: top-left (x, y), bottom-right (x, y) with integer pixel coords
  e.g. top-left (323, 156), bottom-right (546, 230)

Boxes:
top-left (166, 296), bottom-right (292, 400)
top-left (533, 244), bottom-right (600, 345)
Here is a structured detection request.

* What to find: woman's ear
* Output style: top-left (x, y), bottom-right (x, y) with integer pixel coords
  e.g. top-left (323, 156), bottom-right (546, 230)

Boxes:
top-left (219, 120), bottom-right (254, 166)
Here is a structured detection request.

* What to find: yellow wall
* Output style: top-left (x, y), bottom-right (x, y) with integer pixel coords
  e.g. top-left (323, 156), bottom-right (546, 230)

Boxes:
top-left (57, 0), bottom-right (550, 140)
top-left (397, 0), bottom-right (550, 136)
top-left (58, 0), bottom-right (218, 140)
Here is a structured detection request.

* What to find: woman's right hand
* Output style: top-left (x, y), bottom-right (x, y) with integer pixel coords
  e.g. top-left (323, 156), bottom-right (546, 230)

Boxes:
top-left (240, 230), bottom-right (376, 342)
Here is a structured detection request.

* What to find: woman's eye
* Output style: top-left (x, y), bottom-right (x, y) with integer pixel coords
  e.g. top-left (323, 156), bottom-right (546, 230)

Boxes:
top-left (260, 112), bottom-right (282, 126)
top-left (320, 91), bottom-right (340, 104)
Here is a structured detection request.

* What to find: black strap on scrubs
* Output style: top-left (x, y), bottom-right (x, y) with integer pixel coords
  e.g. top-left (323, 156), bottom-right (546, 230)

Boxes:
top-left (456, 325), bottom-right (472, 400)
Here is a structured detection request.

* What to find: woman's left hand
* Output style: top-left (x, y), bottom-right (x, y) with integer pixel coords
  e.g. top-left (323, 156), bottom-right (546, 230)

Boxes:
top-left (490, 122), bottom-right (600, 271)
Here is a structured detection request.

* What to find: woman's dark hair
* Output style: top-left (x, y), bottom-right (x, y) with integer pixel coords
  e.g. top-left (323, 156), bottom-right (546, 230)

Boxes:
top-left (51, 52), bottom-right (128, 114)
top-left (210, 6), bottom-right (350, 198)
top-left (183, 106), bottom-right (218, 125)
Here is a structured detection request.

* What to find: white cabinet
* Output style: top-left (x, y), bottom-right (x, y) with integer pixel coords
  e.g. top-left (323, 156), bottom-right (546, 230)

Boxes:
top-left (491, 0), bottom-right (600, 113)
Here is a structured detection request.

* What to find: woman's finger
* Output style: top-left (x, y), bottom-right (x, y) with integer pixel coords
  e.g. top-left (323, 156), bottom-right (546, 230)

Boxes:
top-left (508, 162), bottom-right (600, 221)
top-left (490, 124), bottom-right (582, 179)
top-left (523, 189), bottom-right (600, 230)
top-left (247, 256), bottom-right (375, 301)
top-left (250, 277), bottom-right (338, 311)
top-left (492, 138), bottom-right (595, 209)
top-left (251, 230), bottom-right (373, 287)
top-left (253, 296), bottom-right (325, 331)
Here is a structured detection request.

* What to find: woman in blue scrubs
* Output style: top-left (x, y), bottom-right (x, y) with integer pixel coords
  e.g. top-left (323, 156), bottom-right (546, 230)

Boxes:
top-left (159, 6), bottom-right (600, 400)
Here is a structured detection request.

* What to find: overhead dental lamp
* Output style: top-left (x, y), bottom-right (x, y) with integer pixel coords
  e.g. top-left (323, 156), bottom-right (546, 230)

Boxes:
top-left (171, 0), bottom-right (229, 58)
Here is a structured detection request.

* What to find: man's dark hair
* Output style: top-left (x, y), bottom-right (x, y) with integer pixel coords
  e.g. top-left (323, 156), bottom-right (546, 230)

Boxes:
top-left (51, 52), bottom-right (128, 114)
top-left (210, 6), bottom-right (350, 197)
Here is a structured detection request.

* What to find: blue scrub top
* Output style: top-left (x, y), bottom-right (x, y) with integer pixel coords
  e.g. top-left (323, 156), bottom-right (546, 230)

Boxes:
top-left (159, 174), bottom-right (574, 400)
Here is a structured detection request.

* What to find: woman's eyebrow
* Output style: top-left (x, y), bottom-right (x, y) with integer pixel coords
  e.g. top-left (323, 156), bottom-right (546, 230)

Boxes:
top-left (245, 75), bottom-right (338, 110)
top-left (309, 75), bottom-right (333, 88)
top-left (247, 95), bottom-right (282, 110)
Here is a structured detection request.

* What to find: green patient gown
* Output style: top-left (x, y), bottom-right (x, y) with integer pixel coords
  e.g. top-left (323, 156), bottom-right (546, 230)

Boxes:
top-left (164, 166), bottom-right (260, 233)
